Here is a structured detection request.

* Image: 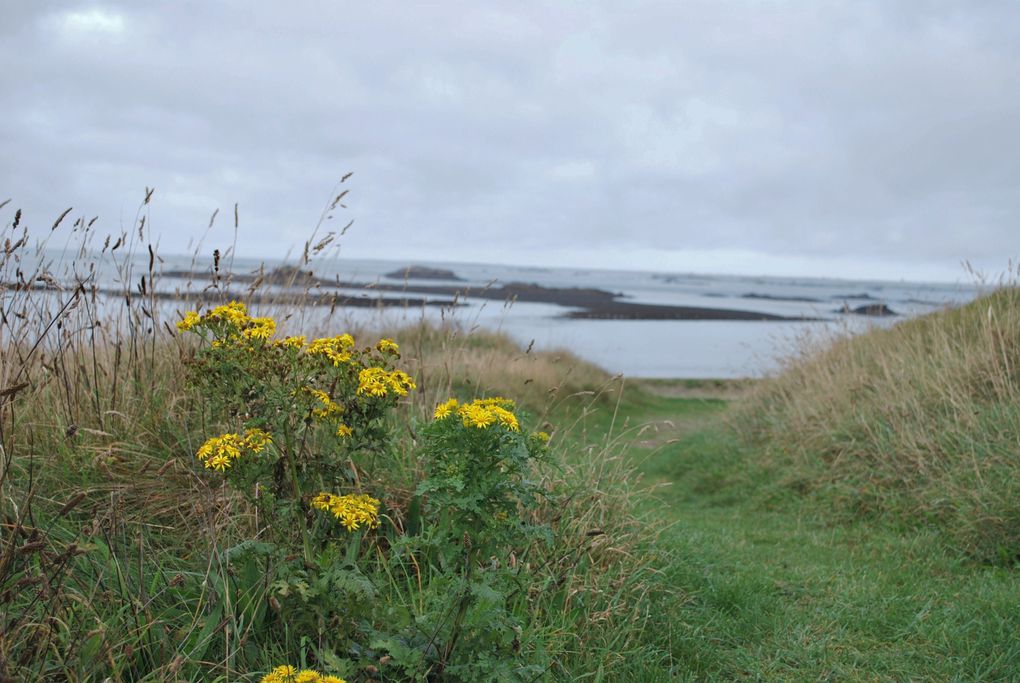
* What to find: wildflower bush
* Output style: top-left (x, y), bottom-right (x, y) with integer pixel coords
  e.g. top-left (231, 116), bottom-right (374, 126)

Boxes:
top-left (178, 302), bottom-right (551, 680)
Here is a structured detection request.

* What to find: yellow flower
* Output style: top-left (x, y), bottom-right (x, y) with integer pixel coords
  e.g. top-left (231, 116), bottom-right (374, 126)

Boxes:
top-left (476, 396), bottom-right (517, 410)
top-left (489, 405), bottom-right (520, 431)
top-left (205, 453), bottom-right (231, 470)
top-left (274, 335), bottom-right (306, 350)
top-left (207, 300), bottom-right (250, 327)
top-left (242, 316), bottom-right (276, 341)
top-left (306, 334), bottom-right (355, 366)
top-left (357, 367), bottom-right (390, 397)
top-left (376, 338), bottom-right (400, 355)
top-left (434, 398), bottom-right (459, 419)
top-left (311, 492), bottom-right (381, 531)
top-left (336, 424), bottom-right (353, 438)
top-left (306, 387), bottom-right (330, 404)
top-left (195, 429), bottom-right (270, 471)
top-left (242, 428), bottom-right (273, 454)
top-left (447, 398), bottom-right (522, 431)
top-left (195, 433), bottom-right (242, 471)
top-left (459, 403), bottom-right (496, 429)
top-left (261, 666), bottom-right (345, 683)
top-left (178, 302), bottom-right (274, 340)
top-left (534, 431), bottom-right (551, 443)
top-left (357, 367), bottom-right (416, 398)
top-left (388, 369), bottom-right (416, 396)
top-left (304, 387), bottom-right (345, 420)
top-left (262, 665), bottom-right (297, 683)
top-left (176, 310), bottom-right (201, 332)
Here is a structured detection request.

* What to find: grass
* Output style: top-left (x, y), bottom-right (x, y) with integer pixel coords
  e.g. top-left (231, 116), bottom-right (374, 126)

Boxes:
top-left (735, 286), bottom-right (1020, 562)
top-left (7, 301), bottom-right (1020, 679)
top-left (5, 197), bottom-right (1020, 680)
top-left (572, 381), bottom-right (1020, 681)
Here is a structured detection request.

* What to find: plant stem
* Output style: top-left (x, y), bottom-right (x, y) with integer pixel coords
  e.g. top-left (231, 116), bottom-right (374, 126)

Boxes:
top-left (283, 427), bottom-right (313, 564)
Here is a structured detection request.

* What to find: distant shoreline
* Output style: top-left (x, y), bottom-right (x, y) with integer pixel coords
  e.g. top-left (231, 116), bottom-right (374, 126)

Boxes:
top-left (10, 261), bottom-right (900, 321)
top-left (154, 267), bottom-right (824, 321)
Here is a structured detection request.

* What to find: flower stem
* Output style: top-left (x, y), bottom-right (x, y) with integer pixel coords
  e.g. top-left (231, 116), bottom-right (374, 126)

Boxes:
top-left (283, 427), bottom-right (313, 564)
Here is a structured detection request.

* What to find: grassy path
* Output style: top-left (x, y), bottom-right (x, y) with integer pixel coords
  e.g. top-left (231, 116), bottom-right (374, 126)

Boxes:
top-left (600, 382), bottom-right (1020, 681)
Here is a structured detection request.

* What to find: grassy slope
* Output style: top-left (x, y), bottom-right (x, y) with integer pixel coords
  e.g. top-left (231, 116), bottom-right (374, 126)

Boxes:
top-left (588, 381), bottom-right (1020, 681)
top-left (735, 288), bottom-right (1020, 562)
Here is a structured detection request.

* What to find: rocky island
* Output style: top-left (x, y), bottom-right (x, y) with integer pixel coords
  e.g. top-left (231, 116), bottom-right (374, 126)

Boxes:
top-left (384, 265), bottom-right (464, 281)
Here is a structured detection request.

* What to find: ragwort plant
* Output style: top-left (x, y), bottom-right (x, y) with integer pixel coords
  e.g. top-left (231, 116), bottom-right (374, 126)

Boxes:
top-left (179, 301), bottom-right (551, 680)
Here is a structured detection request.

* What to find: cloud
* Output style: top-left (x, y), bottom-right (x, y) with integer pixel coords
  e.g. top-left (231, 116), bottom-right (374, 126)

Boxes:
top-left (1, 1), bottom-right (1018, 280)
top-left (59, 8), bottom-right (125, 36)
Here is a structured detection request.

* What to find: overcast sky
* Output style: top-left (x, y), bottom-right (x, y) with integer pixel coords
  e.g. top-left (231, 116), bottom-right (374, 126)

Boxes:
top-left (3, 1), bottom-right (1019, 281)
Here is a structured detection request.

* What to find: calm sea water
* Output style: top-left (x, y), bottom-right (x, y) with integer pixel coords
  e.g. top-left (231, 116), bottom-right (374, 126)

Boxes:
top-left (26, 249), bottom-right (982, 378)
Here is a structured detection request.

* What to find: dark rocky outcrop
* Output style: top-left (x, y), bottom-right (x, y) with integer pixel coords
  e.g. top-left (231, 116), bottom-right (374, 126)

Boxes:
top-left (385, 265), bottom-right (463, 281)
top-left (836, 303), bottom-right (898, 317)
top-left (831, 292), bottom-right (876, 300)
top-left (742, 293), bottom-right (823, 303)
top-left (564, 302), bottom-right (822, 321)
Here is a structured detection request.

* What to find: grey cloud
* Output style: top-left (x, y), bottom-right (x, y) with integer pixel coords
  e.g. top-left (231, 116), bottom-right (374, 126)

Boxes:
top-left (1, 0), bottom-right (1018, 279)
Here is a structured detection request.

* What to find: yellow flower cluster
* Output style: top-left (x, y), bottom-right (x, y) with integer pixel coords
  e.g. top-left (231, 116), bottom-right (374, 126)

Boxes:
top-left (204, 300), bottom-right (249, 327)
top-left (302, 387), bottom-right (354, 438)
top-left (274, 335), bottom-right (306, 350)
top-left (177, 310), bottom-right (201, 331)
top-left (243, 316), bottom-right (276, 341)
top-left (311, 492), bottom-right (381, 531)
top-left (305, 388), bottom-right (343, 419)
top-left (306, 334), bottom-right (355, 366)
top-left (261, 665), bottom-right (346, 683)
top-left (175, 301), bottom-right (276, 342)
top-left (356, 367), bottom-right (415, 397)
top-left (195, 428), bottom-right (272, 471)
top-left (433, 397), bottom-right (520, 431)
top-left (376, 338), bottom-right (400, 355)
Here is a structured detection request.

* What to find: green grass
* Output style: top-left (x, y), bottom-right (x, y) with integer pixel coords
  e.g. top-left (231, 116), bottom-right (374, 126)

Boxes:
top-left (595, 382), bottom-right (1020, 681)
top-left (8, 339), bottom-right (1020, 680)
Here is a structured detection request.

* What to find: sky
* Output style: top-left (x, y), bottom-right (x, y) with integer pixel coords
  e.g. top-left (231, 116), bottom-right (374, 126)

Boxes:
top-left (2, 1), bottom-right (1019, 282)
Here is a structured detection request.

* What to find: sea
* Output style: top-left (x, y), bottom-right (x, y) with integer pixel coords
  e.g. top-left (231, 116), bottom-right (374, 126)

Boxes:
top-left (20, 249), bottom-right (983, 379)
top-left (312, 258), bottom-right (979, 378)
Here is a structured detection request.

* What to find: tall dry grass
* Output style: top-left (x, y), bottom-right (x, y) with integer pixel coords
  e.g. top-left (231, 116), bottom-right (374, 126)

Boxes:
top-left (737, 282), bottom-right (1020, 561)
top-left (387, 320), bottom-right (615, 424)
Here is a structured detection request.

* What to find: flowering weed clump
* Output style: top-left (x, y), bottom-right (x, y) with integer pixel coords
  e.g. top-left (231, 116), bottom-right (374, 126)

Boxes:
top-left (179, 302), bottom-right (552, 679)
